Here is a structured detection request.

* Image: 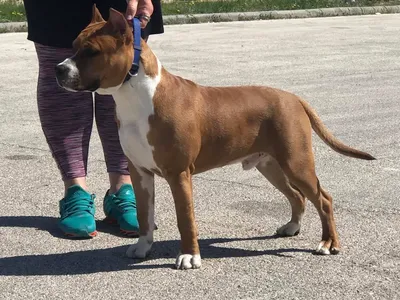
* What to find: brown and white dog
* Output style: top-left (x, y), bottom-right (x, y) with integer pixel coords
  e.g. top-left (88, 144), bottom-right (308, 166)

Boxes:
top-left (55, 6), bottom-right (375, 269)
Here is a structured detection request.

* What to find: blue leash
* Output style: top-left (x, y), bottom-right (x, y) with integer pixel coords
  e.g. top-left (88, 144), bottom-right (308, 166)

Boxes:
top-left (127, 17), bottom-right (142, 78)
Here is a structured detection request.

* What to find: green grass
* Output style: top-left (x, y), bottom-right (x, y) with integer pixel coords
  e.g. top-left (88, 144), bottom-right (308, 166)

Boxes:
top-left (1, 0), bottom-right (400, 23)
top-left (161, 0), bottom-right (400, 15)
top-left (0, 0), bottom-right (25, 22)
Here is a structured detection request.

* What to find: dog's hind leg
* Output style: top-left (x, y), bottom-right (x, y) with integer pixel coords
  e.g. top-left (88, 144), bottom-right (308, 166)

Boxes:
top-left (256, 157), bottom-right (306, 237)
top-left (278, 154), bottom-right (340, 255)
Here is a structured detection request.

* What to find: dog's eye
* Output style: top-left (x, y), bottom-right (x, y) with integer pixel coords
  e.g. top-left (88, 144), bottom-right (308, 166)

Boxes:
top-left (83, 47), bottom-right (100, 57)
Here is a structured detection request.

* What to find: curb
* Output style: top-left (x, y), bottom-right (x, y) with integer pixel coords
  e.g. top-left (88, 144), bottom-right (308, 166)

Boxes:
top-left (1, 5), bottom-right (400, 33)
top-left (163, 5), bottom-right (400, 25)
top-left (0, 21), bottom-right (27, 32)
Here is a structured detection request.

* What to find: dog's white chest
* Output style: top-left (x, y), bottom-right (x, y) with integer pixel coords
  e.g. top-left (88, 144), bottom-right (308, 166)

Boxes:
top-left (113, 63), bottom-right (161, 172)
top-left (118, 118), bottom-right (156, 171)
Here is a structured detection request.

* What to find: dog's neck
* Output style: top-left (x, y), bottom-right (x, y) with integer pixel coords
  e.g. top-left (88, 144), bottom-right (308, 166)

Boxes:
top-left (133, 40), bottom-right (160, 79)
top-left (123, 41), bottom-right (161, 87)
top-left (112, 41), bottom-right (162, 122)
top-left (123, 40), bottom-right (162, 91)
top-left (97, 40), bottom-right (161, 97)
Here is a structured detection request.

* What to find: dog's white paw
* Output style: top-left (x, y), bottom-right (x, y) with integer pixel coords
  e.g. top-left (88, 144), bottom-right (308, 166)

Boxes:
top-left (316, 242), bottom-right (331, 255)
top-left (175, 253), bottom-right (202, 270)
top-left (276, 222), bottom-right (301, 236)
top-left (126, 236), bottom-right (153, 259)
top-left (315, 241), bottom-right (340, 255)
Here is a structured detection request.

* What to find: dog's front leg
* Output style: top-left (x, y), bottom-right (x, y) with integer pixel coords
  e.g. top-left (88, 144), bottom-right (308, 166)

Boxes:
top-left (126, 161), bottom-right (155, 259)
top-left (166, 169), bottom-right (201, 270)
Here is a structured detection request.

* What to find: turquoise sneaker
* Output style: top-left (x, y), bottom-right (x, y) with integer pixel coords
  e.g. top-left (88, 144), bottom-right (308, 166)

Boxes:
top-left (103, 184), bottom-right (139, 236)
top-left (58, 185), bottom-right (97, 238)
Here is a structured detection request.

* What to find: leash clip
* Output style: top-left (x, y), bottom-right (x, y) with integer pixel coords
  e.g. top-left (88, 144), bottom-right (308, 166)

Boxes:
top-left (128, 63), bottom-right (140, 77)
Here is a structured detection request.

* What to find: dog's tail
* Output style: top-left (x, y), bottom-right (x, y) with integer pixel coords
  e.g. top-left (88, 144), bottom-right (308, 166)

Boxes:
top-left (299, 99), bottom-right (376, 160)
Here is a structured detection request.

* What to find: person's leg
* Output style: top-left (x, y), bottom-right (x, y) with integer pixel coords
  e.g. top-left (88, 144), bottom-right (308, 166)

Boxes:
top-left (35, 43), bottom-right (96, 237)
top-left (94, 93), bottom-right (131, 193)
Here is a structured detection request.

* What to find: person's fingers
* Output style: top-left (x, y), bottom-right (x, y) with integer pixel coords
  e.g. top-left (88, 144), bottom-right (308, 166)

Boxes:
top-left (136, 0), bottom-right (154, 28)
top-left (138, 14), bottom-right (151, 28)
top-left (126, 0), bottom-right (153, 28)
top-left (126, 0), bottom-right (139, 20)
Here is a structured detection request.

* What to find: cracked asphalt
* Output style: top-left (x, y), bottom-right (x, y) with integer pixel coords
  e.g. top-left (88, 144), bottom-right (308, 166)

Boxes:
top-left (0, 14), bottom-right (399, 300)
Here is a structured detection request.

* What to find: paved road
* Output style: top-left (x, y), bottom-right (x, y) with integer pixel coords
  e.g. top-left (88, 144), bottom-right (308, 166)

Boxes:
top-left (0, 14), bottom-right (399, 300)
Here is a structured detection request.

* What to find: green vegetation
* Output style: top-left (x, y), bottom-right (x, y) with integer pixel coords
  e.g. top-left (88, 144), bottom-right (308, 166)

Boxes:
top-left (0, 0), bottom-right (25, 22)
top-left (161, 0), bottom-right (400, 15)
top-left (1, 0), bottom-right (399, 23)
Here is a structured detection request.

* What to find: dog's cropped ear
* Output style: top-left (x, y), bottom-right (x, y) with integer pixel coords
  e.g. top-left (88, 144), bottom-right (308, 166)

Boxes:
top-left (91, 4), bottom-right (105, 23)
top-left (107, 8), bottom-right (130, 35)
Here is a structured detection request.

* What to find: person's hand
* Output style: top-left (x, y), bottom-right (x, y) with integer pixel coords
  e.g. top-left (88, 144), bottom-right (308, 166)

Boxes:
top-left (126, 0), bottom-right (154, 28)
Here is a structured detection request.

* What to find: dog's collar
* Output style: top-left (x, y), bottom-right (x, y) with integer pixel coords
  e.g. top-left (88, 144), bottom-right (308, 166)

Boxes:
top-left (124, 17), bottom-right (142, 82)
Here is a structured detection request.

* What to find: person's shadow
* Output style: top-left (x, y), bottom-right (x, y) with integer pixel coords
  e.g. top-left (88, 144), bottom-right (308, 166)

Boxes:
top-left (0, 216), bottom-right (313, 276)
top-left (0, 215), bottom-right (138, 240)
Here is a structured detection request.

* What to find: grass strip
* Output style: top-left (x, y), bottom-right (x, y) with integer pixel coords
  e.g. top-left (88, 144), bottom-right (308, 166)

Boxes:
top-left (1, 0), bottom-right (400, 22)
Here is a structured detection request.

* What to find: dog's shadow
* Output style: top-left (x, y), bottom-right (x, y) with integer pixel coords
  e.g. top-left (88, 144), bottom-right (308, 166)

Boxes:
top-left (0, 215), bottom-right (313, 276)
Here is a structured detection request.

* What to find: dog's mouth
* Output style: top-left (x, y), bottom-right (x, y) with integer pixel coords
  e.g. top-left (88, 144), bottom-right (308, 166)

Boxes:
top-left (55, 77), bottom-right (79, 92)
top-left (56, 74), bottom-right (100, 93)
top-left (85, 81), bottom-right (100, 92)
top-left (55, 58), bottom-right (100, 92)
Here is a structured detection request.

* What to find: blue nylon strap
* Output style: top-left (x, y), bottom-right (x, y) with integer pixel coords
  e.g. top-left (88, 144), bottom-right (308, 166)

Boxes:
top-left (128, 17), bottom-right (142, 77)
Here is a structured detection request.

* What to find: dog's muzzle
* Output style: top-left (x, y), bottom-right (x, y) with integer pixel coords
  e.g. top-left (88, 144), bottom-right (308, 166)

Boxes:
top-left (55, 59), bottom-right (82, 91)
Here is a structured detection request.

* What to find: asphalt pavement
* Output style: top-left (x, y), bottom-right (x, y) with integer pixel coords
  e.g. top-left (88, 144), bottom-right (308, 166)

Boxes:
top-left (0, 14), bottom-right (399, 300)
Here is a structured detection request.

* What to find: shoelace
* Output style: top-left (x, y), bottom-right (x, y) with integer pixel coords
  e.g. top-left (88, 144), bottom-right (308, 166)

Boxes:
top-left (110, 194), bottom-right (136, 213)
top-left (61, 195), bottom-right (95, 217)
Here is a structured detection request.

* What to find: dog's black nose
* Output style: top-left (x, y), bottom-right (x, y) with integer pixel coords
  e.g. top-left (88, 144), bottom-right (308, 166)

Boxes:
top-left (55, 64), bottom-right (68, 77)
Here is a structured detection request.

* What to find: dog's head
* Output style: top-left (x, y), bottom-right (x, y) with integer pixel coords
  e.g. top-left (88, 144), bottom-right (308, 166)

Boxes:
top-left (55, 5), bottom-right (134, 93)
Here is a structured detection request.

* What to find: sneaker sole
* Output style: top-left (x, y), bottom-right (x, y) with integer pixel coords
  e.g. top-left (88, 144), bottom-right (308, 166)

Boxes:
top-left (120, 229), bottom-right (139, 237)
top-left (104, 217), bottom-right (118, 225)
top-left (104, 217), bottom-right (139, 237)
top-left (104, 217), bottom-right (159, 230)
top-left (64, 230), bottom-right (98, 238)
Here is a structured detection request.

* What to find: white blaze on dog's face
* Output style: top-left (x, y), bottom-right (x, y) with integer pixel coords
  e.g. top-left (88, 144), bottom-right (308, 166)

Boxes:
top-left (55, 6), bottom-right (134, 93)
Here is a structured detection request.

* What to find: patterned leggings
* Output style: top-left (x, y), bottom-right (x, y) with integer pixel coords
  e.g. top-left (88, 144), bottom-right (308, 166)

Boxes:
top-left (35, 43), bottom-right (129, 181)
